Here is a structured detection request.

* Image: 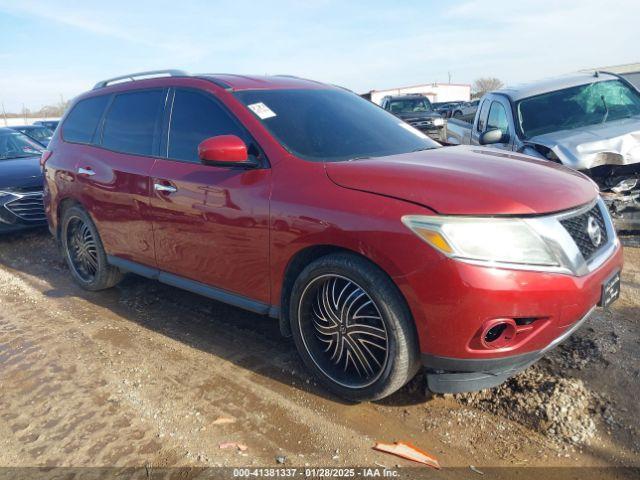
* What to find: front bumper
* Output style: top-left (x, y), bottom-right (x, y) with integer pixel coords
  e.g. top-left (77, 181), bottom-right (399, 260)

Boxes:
top-left (406, 120), bottom-right (447, 142)
top-left (422, 306), bottom-right (594, 393)
top-left (394, 218), bottom-right (623, 393)
top-left (415, 125), bottom-right (446, 142)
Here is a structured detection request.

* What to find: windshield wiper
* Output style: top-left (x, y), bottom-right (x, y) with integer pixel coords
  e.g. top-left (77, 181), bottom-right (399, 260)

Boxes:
top-left (601, 95), bottom-right (609, 123)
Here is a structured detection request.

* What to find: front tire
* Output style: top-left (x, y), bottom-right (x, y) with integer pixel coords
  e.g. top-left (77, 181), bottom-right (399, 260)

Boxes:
top-left (289, 253), bottom-right (420, 401)
top-left (61, 205), bottom-right (123, 291)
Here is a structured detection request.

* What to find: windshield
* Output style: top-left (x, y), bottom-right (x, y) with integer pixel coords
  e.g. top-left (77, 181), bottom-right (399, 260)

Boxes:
top-left (21, 127), bottom-right (53, 142)
top-left (387, 98), bottom-right (432, 114)
top-left (235, 89), bottom-right (439, 162)
top-left (0, 130), bottom-right (44, 159)
top-left (517, 79), bottom-right (640, 138)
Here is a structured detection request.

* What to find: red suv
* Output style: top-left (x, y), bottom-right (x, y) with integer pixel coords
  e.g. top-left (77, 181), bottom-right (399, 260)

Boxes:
top-left (43, 70), bottom-right (623, 401)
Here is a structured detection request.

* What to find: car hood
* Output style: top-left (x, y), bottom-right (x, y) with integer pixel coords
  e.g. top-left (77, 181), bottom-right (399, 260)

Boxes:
top-left (325, 146), bottom-right (598, 215)
top-left (0, 156), bottom-right (44, 191)
top-left (527, 116), bottom-right (640, 170)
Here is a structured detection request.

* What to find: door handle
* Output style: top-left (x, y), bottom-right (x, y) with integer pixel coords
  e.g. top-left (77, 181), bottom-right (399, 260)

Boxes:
top-left (77, 167), bottom-right (96, 176)
top-left (154, 183), bottom-right (177, 194)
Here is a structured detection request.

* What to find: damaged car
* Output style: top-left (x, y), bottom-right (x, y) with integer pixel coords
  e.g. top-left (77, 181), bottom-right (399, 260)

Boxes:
top-left (446, 72), bottom-right (640, 230)
top-left (381, 94), bottom-right (447, 142)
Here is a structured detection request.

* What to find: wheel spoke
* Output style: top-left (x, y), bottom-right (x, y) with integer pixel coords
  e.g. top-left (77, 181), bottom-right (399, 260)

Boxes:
top-left (344, 335), bottom-right (375, 376)
top-left (66, 217), bottom-right (99, 283)
top-left (331, 335), bottom-right (346, 364)
top-left (304, 274), bottom-right (389, 388)
top-left (356, 338), bottom-right (383, 368)
top-left (339, 287), bottom-right (364, 324)
top-left (347, 323), bottom-right (387, 341)
top-left (85, 253), bottom-right (98, 271)
top-left (312, 319), bottom-right (339, 335)
top-left (352, 299), bottom-right (373, 319)
top-left (321, 283), bottom-right (340, 325)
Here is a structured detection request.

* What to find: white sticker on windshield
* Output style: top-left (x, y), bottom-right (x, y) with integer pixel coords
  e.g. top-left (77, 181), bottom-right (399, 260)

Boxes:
top-left (398, 122), bottom-right (428, 139)
top-left (248, 102), bottom-right (277, 120)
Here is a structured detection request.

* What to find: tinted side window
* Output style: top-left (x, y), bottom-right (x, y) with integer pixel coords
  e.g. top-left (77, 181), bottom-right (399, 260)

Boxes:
top-left (102, 90), bottom-right (165, 156)
top-left (168, 89), bottom-right (245, 163)
top-left (476, 99), bottom-right (491, 132)
top-left (62, 95), bottom-right (109, 144)
top-left (487, 102), bottom-right (509, 135)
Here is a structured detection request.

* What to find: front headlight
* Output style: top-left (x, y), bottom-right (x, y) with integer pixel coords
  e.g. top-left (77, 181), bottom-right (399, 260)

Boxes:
top-left (402, 215), bottom-right (559, 267)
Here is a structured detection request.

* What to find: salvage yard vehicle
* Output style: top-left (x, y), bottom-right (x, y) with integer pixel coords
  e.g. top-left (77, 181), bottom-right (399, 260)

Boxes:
top-left (34, 120), bottom-right (60, 131)
top-left (0, 128), bottom-right (47, 233)
top-left (433, 101), bottom-right (462, 119)
top-left (43, 70), bottom-right (623, 401)
top-left (446, 72), bottom-right (640, 230)
top-left (451, 99), bottom-right (479, 120)
top-left (10, 124), bottom-right (54, 146)
top-left (380, 93), bottom-right (446, 141)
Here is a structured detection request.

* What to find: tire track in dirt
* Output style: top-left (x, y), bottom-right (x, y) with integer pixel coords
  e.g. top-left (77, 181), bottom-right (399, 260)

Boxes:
top-left (1, 231), bottom-right (638, 471)
top-left (0, 256), bottom-right (468, 468)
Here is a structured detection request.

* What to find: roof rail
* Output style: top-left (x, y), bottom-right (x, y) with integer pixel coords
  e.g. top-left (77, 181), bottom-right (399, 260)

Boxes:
top-left (93, 69), bottom-right (188, 89)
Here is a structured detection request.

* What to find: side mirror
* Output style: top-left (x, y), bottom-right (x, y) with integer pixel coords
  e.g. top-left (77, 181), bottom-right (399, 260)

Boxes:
top-left (198, 135), bottom-right (255, 167)
top-left (479, 128), bottom-right (508, 145)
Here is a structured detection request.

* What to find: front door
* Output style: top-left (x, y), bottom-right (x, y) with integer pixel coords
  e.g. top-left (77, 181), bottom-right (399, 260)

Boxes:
top-left (148, 88), bottom-right (271, 304)
top-left (484, 99), bottom-right (515, 151)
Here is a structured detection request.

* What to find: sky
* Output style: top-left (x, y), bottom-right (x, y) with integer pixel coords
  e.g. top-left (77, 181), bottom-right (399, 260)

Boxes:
top-left (0, 0), bottom-right (638, 112)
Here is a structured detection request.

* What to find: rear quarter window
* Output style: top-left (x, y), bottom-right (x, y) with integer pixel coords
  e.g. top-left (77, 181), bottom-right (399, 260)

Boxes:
top-left (101, 89), bottom-right (165, 156)
top-left (62, 95), bottom-right (110, 144)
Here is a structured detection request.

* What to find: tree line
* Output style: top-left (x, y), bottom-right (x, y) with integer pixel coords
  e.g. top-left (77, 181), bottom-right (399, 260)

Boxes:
top-left (2, 100), bottom-right (70, 119)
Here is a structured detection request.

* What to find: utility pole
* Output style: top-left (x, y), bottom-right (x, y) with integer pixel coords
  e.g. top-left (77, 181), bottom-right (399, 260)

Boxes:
top-left (22, 103), bottom-right (26, 123)
top-left (1, 103), bottom-right (7, 127)
top-left (448, 71), bottom-right (452, 84)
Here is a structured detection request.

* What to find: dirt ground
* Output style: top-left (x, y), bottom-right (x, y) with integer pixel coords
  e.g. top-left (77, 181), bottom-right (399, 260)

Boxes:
top-left (0, 229), bottom-right (638, 475)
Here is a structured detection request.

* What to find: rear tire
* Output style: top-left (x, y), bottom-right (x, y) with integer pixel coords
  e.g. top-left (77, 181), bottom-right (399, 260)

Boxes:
top-left (60, 205), bottom-right (123, 291)
top-left (289, 253), bottom-right (420, 401)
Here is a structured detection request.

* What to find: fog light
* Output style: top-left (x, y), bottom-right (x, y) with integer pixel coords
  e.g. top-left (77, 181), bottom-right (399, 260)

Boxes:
top-left (481, 318), bottom-right (517, 349)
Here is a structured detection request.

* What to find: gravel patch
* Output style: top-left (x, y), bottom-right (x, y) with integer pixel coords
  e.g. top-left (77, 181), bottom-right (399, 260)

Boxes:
top-left (454, 365), bottom-right (603, 446)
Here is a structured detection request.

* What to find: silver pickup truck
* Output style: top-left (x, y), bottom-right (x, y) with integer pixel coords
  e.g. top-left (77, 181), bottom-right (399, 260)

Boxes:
top-left (446, 72), bottom-right (640, 230)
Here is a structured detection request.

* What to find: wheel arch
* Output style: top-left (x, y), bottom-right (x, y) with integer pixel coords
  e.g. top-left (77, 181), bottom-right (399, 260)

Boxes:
top-left (55, 197), bottom-right (84, 242)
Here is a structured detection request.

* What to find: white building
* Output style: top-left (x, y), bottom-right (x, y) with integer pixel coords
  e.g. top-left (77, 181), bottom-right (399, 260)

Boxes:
top-left (363, 82), bottom-right (471, 105)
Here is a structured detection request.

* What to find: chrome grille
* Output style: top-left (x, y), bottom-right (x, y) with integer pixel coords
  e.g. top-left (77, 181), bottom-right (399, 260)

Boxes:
top-left (5, 192), bottom-right (46, 222)
top-left (560, 203), bottom-right (608, 261)
top-left (409, 120), bottom-right (434, 128)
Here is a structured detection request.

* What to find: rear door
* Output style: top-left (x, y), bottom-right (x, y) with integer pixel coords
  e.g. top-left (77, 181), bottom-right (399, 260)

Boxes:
top-left (148, 88), bottom-right (271, 304)
top-left (76, 88), bottom-right (167, 267)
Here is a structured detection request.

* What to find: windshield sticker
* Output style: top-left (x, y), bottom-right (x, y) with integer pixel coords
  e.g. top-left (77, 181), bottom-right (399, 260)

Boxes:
top-left (398, 122), bottom-right (428, 139)
top-left (248, 102), bottom-right (277, 120)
